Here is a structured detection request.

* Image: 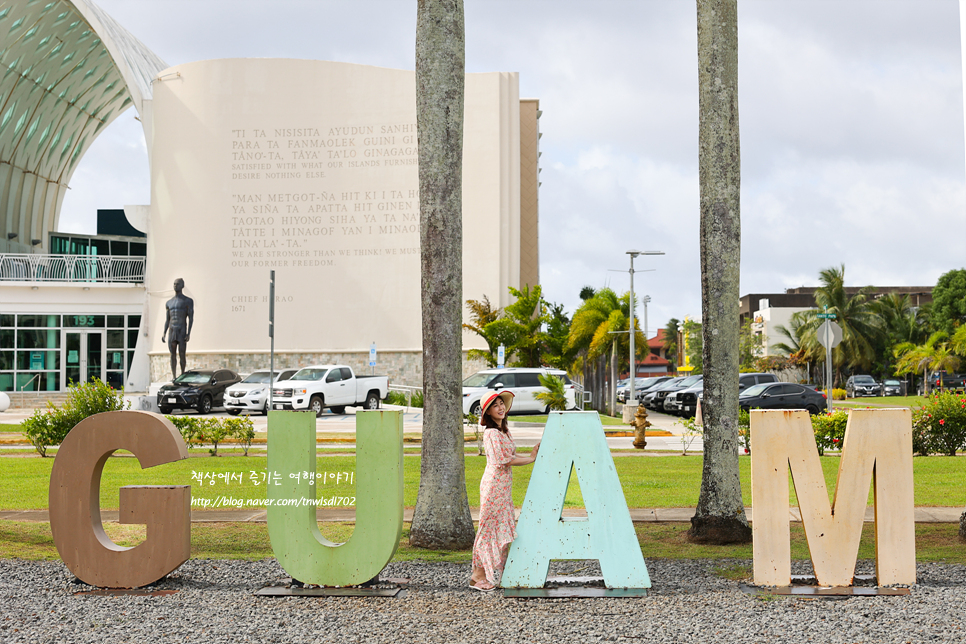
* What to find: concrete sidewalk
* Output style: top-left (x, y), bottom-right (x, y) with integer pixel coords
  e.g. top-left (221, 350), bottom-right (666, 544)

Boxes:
top-left (2, 506), bottom-right (962, 523)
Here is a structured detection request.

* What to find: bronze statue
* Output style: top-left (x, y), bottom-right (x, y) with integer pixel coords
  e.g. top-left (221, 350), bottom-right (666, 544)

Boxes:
top-left (161, 278), bottom-right (194, 379)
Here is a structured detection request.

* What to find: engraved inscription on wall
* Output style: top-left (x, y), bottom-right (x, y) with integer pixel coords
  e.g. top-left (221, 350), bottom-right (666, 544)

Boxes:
top-left (224, 125), bottom-right (420, 314)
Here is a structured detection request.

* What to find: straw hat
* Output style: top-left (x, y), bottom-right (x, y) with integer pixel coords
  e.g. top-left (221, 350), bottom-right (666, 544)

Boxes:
top-left (479, 390), bottom-right (514, 424)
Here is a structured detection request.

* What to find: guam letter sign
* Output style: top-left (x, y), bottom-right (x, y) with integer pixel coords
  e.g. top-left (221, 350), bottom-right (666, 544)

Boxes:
top-left (751, 408), bottom-right (915, 587)
top-left (267, 410), bottom-right (404, 586)
top-left (48, 409), bottom-right (403, 589)
top-left (502, 412), bottom-right (650, 591)
top-left (49, 411), bottom-right (191, 589)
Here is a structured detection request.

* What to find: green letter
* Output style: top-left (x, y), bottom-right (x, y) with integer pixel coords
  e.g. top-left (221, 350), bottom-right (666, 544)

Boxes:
top-left (502, 412), bottom-right (650, 589)
top-left (267, 410), bottom-right (403, 586)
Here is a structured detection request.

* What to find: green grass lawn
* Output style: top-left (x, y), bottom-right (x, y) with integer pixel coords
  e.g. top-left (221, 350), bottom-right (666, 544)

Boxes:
top-left (3, 453), bottom-right (966, 511)
top-left (3, 520), bottom-right (965, 564)
top-left (0, 424), bottom-right (23, 433)
top-left (837, 395), bottom-right (927, 408)
top-left (512, 413), bottom-right (628, 426)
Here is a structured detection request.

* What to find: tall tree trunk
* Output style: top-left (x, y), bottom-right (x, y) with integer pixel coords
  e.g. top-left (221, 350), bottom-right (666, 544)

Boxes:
top-left (409, 0), bottom-right (475, 549)
top-left (689, 0), bottom-right (751, 544)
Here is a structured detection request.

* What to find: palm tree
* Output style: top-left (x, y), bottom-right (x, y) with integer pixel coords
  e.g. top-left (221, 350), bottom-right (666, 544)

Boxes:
top-left (534, 373), bottom-right (568, 412)
top-left (894, 331), bottom-right (962, 394)
top-left (567, 288), bottom-right (643, 415)
top-left (690, 0), bottom-right (751, 545)
top-left (798, 265), bottom-right (884, 385)
top-left (410, 0), bottom-right (475, 550)
top-left (463, 295), bottom-right (502, 367)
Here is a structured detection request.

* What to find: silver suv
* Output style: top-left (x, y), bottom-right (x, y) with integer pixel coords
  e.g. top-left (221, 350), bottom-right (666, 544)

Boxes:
top-left (461, 367), bottom-right (578, 416)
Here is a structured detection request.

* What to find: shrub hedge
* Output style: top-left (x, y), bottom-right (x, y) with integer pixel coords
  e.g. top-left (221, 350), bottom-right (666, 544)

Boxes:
top-left (21, 379), bottom-right (128, 457)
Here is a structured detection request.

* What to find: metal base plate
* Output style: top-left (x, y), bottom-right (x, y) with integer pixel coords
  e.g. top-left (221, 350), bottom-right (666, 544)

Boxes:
top-left (256, 586), bottom-right (403, 597)
top-left (73, 589), bottom-right (179, 597)
top-left (504, 587), bottom-right (648, 598)
top-left (740, 583), bottom-right (910, 597)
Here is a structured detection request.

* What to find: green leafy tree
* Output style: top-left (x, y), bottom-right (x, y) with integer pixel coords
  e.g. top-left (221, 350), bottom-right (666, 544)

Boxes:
top-left (682, 318), bottom-right (703, 374)
top-left (21, 378), bottom-right (128, 457)
top-left (534, 373), bottom-right (568, 412)
top-left (463, 295), bottom-right (503, 367)
top-left (738, 318), bottom-right (763, 371)
top-left (542, 302), bottom-right (577, 371)
top-left (795, 265), bottom-right (884, 385)
top-left (894, 331), bottom-right (962, 393)
top-left (663, 317), bottom-right (681, 368)
top-left (931, 269), bottom-right (966, 335)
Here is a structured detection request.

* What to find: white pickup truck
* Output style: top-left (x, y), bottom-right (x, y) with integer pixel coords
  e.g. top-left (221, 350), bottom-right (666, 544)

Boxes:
top-left (271, 365), bottom-right (388, 416)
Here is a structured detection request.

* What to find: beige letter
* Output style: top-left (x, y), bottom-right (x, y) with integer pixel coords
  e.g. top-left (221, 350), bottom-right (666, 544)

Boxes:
top-left (751, 408), bottom-right (914, 587)
top-left (49, 411), bottom-right (190, 588)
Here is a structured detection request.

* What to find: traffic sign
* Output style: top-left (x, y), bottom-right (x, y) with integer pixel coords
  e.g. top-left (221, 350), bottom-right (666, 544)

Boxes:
top-left (369, 342), bottom-right (377, 367)
top-left (817, 320), bottom-right (842, 349)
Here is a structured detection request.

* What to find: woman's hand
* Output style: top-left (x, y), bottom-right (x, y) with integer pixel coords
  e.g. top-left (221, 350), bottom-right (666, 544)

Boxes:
top-left (531, 442), bottom-right (540, 462)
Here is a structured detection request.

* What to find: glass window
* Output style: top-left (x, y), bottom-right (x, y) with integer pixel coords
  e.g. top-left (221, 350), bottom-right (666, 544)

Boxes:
top-left (0, 314), bottom-right (13, 327)
top-left (17, 314), bottom-right (60, 327)
top-left (462, 372), bottom-right (498, 387)
top-left (0, 330), bottom-right (13, 349)
top-left (517, 373), bottom-right (541, 387)
top-left (325, 369), bottom-right (342, 383)
top-left (110, 240), bottom-right (128, 256)
top-left (127, 329), bottom-right (139, 348)
top-left (0, 352), bottom-right (12, 369)
top-left (17, 372), bottom-right (59, 392)
top-left (340, 367), bottom-right (352, 380)
top-left (129, 242), bottom-right (146, 257)
top-left (17, 330), bottom-right (61, 349)
top-left (107, 315), bottom-right (124, 328)
top-left (127, 315), bottom-right (141, 328)
top-left (106, 371), bottom-right (124, 389)
top-left (16, 350), bottom-right (59, 370)
top-left (490, 373), bottom-right (515, 388)
top-left (90, 239), bottom-right (109, 256)
top-left (0, 373), bottom-right (13, 392)
top-left (64, 315), bottom-right (105, 328)
top-left (127, 351), bottom-right (135, 371)
top-left (107, 330), bottom-right (124, 348)
top-left (107, 350), bottom-right (124, 370)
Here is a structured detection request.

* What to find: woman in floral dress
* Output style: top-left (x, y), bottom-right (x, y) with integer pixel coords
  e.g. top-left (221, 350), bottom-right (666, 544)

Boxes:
top-left (469, 390), bottom-right (540, 591)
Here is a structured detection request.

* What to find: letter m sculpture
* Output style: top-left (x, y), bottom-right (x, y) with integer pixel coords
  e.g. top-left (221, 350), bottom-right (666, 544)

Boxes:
top-left (751, 409), bottom-right (915, 587)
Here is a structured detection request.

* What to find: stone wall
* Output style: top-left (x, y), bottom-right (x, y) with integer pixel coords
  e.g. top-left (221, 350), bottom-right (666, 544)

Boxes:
top-left (149, 351), bottom-right (490, 388)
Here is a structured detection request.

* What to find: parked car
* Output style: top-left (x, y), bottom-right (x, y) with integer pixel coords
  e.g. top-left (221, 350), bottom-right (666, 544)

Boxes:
top-left (739, 382), bottom-right (826, 415)
top-left (224, 369), bottom-right (299, 415)
top-left (614, 378), bottom-right (630, 403)
top-left (882, 379), bottom-right (903, 396)
top-left (635, 376), bottom-right (674, 402)
top-left (680, 373), bottom-right (781, 418)
top-left (618, 376), bottom-right (672, 403)
top-left (846, 375), bottom-right (882, 398)
top-left (271, 365), bottom-right (389, 416)
top-left (157, 369), bottom-right (243, 415)
top-left (641, 377), bottom-right (686, 410)
top-left (926, 371), bottom-right (966, 391)
top-left (644, 375), bottom-right (701, 412)
top-left (461, 367), bottom-right (578, 415)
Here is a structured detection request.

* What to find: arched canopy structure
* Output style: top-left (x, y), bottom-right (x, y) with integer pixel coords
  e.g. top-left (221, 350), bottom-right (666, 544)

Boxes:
top-left (0, 0), bottom-right (166, 253)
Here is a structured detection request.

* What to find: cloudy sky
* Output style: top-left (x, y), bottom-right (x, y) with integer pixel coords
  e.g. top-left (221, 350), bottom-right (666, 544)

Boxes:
top-left (62, 0), bottom-right (966, 336)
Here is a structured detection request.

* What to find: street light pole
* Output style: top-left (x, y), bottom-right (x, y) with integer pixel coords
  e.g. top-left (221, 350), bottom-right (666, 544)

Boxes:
top-left (626, 250), bottom-right (664, 416)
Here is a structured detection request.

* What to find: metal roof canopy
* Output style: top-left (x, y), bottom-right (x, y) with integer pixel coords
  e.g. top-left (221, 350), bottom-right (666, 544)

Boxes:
top-left (0, 0), bottom-right (166, 253)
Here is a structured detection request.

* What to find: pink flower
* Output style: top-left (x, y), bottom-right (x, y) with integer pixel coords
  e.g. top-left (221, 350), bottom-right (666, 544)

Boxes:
top-left (940, 419), bottom-right (945, 425)
top-left (833, 438), bottom-right (840, 443)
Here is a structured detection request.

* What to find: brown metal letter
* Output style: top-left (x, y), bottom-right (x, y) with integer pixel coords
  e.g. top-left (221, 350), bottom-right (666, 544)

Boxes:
top-left (49, 411), bottom-right (190, 588)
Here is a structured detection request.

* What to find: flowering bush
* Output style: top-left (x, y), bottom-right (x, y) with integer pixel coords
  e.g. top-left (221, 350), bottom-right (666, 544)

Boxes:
top-left (832, 388), bottom-right (847, 401)
top-left (21, 378), bottom-right (128, 457)
top-left (911, 392), bottom-right (966, 456)
top-left (811, 410), bottom-right (849, 455)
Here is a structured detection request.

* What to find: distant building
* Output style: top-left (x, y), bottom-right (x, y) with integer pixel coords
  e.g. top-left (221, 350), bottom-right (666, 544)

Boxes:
top-left (741, 287), bottom-right (933, 357)
top-left (622, 328), bottom-right (672, 378)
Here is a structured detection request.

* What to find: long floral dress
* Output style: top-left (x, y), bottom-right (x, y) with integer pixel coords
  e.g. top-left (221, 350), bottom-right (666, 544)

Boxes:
top-left (472, 426), bottom-right (517, 586)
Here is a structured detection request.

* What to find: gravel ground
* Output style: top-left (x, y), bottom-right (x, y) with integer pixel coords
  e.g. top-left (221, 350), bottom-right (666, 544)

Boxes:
top-left (1, 558), bottom-right (964, 643)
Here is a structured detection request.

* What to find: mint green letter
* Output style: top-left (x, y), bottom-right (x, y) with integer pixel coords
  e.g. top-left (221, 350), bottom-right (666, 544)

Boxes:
top-left (267, 410), bottom-right (403, 586)
top-left (501, 412), bottom-right (650, 589)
